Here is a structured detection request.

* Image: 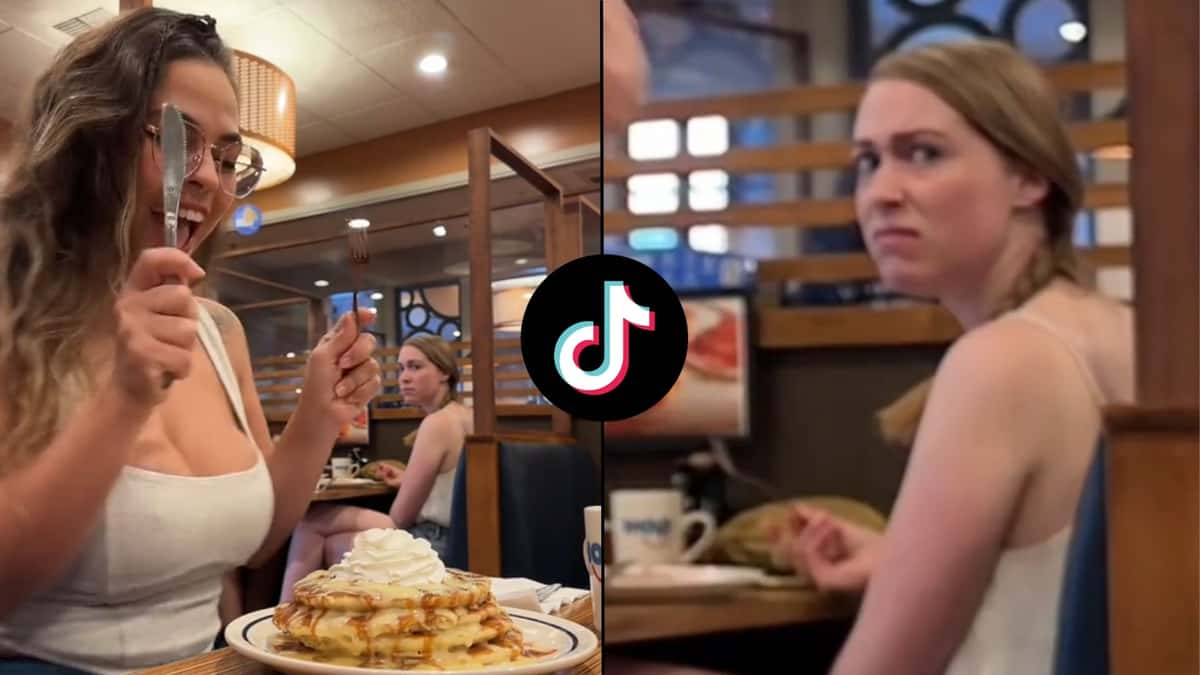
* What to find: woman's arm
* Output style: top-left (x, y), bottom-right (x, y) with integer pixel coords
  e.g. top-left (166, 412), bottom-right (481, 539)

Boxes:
top-left (203, 301), bottom-right (378, 568)
top-left (387, 414), bottom-right (457, 528)
top-left (0, 379), bottom-right (153, 617)
top-left (829, 322), bottom-right (1075, 675)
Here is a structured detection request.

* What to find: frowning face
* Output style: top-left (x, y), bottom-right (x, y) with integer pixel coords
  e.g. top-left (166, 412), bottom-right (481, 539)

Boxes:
top-left (397, 345), bottom-right (450, 410)
top-left (852, 79), bottom-right (1046, 299)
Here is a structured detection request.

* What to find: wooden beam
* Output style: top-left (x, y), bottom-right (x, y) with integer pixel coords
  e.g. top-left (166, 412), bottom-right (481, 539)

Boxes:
top-left (119, 0), bottom-right (151, 11)
top-left (464, 436), bottom-right (502, 576)
top-left (757, 305), bottom-right (961, 349)
top-left (212, 267), bottom-right (320, 300)
top-left (488, 131), bottom-right (564, 198)
top-left (757, 246), bottom-right (1132, 284)
top-left (468, 128), bottom-right (496, 436)
top-left (229, 297), bottom-right (309, 313)
top-left (626, 61), bottom-right (1125, 122)
top-left (216, 188), bottom-right (596, 260)
top-left (307, 298), bottom-right (327, 348)
top-left (604, 184), bottom-right (1128, 232)
top-left (1124, 2), bottom-right (1198, 407)
top-left (605, 120), bottom-right (1127, 180)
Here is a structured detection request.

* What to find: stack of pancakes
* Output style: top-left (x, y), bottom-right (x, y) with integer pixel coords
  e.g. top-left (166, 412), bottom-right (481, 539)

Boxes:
top-left (273, 568), bottom-right (537, 669)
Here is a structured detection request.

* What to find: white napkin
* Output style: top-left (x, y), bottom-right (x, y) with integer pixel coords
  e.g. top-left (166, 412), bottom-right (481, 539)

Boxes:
top-left (490, 577), bottom-right (590, 614)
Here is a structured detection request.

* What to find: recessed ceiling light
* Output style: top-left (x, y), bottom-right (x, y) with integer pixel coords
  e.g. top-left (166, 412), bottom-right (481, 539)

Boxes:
top-left (370, 292), bottom-right (384, 301)
top-left (294, 388), bottom-right (302, 394)
top-left (419, 53), bottom-right (447, 74)
top-left (348, 218), bottom-right (370, 229)
top-left (515, 258), bottom-right (528, 265)
top-left (286, 352), bottom-right (296, 358)
top-left (453, 330), bottom-right (461, 337)
top-left (314, 279), bottom-right (330, 287)
top-left (432, 224), bottom-right (447, 237)
top-left (1059, 21), bottom-right (1087, 43)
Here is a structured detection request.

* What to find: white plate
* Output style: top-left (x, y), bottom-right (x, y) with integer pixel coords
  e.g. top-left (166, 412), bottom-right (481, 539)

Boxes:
top-left (328, 477), bottom-right (379, 487)
top-left (606, 564), bottom-right (765, 602)
top-left (224, 607), bottom-right (598, 675)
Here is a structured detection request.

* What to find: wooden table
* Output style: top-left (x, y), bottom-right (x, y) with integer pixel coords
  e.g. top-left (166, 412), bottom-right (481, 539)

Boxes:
top-left (311, 483), bottom-right (395, 502)
top-left (141, 598), bottom-right (600, 674)
top-left (604, 587), bottom-right (857, 645)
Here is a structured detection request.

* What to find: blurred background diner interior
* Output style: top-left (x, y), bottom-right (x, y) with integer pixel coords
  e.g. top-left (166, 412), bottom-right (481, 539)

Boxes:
top-left (603, 0), bottom-right (1134, 520)
top-left (0, 0), bottom-right (604, 469)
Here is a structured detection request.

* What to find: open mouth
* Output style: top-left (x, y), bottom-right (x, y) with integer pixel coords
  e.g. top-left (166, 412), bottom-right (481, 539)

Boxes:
top-left (152, 208), bottom-right (205, 251)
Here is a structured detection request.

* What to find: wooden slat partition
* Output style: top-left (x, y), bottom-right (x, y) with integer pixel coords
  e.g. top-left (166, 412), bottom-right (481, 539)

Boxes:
top-left (605, 60), bottom-right (1134, 349)
top-left (757, 245), bottom-right (1132, 284)
top-left (605, 119), bottom-right (1128, 180)
top-left (605, 183), bottom-right (1129, 232)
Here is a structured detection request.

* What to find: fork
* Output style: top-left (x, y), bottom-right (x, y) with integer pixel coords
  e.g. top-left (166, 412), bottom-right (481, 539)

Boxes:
top-left (535, 583), bottom-right (562, 602)
top-left (347, 227), bottom-right (369, 337)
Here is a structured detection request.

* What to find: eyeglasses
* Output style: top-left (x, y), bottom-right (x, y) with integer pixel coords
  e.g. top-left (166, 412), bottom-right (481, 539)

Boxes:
top-left (143, 118), bottom-right (264, 199)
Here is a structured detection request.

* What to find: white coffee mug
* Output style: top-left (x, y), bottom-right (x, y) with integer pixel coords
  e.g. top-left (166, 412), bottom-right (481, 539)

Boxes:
top-left (609, 489), bottom-right (717, 565)
top-left (582, 505), bottom-right (603, 632)
top-left (330, 457), bottom-right (359, 481)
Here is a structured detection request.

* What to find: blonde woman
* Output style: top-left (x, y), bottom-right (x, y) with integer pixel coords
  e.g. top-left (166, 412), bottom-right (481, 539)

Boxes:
top-left (772, 40), bottom-right (1133, 674)
top-left (280, 334), bottom-right (472, 600)
top-left (0, 9), bottom-right (381, 673)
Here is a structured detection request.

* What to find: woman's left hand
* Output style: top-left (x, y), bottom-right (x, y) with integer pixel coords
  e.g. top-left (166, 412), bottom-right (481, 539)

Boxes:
top-left (299, 310), bottom-right (382, 428)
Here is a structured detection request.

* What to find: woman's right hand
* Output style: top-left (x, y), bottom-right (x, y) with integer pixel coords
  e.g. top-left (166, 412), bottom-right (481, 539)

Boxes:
top-left (771, 505), bottom-right (882, 594)
top-left (112, 247), bottom-right (206, 408)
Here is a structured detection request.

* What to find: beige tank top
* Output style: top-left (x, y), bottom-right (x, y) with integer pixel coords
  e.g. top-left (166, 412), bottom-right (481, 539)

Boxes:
top-left (0, 303), bottom-right (275, 674)
top-left (942, 308), bottom-right (1106, 675)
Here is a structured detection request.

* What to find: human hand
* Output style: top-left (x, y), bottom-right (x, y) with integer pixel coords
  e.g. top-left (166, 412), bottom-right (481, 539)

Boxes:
top-left (771, 504), bottom-right (882, 594)
top-left (299, 310), bottom-right (382, 430)
top-left (603, 0), bottom-right (649, 132)
top-left (112, 247), bottom-right (207, 407)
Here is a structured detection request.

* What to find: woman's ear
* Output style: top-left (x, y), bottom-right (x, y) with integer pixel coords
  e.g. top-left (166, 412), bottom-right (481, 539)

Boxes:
top-left (1012, 168), bottom-right (1050, 209)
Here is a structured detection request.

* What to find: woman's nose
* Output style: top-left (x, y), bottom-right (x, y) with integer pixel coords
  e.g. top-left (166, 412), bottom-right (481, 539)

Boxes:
top-left (187, 149), bottom-right (221, 193)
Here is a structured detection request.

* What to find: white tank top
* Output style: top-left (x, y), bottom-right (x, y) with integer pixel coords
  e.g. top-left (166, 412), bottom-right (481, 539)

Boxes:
top-left (943, 308), bottom-right (1106, 675)
top-left (417, 469), bottom-right (457, 527)
top-left (0, 303), bottom-right (275, 674)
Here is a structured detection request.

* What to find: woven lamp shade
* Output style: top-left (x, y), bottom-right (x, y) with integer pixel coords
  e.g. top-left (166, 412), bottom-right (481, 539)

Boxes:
top-left (234, 49), bottom-right (296, 190)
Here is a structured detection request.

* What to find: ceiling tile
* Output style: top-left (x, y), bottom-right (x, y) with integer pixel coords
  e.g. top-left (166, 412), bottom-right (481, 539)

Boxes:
top-left (328, 97), bottom-right (438, 142)
top-left (154, 0), bottom-right (281, 26)
top-left (294, 104), bottom-right (327, 129)
top-left (295, 120), bottom-right (355, 157)
top-left (360, 31), bottom-right (534, 120)
top-left (286, 0), bottom-right (459, 57)
top-left (440, 0), bottom-right (599, 97)
top-left (294, 58), bottom-right (404, 120)
top-left (216, 7), bottom-right (348, 91)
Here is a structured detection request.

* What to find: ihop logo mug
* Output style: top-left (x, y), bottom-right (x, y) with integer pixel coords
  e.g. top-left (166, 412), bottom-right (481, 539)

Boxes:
top-left (582, 505), bottom-right (603, 631)
top-left (609, 489), bottom-right (716, 565)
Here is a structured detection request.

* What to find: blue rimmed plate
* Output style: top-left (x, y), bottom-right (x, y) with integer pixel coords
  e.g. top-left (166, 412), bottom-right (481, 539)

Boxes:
top-left (224, 607), bottom-right (598, 675)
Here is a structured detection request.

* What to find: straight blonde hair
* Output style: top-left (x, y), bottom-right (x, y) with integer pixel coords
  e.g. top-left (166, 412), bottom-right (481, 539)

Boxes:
top-left (868, 40), bottom-right (1085, 447)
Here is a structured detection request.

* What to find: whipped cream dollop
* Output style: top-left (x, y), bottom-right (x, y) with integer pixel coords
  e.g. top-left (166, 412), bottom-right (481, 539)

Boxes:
top-left (327, 528), bottom-right (447, 585)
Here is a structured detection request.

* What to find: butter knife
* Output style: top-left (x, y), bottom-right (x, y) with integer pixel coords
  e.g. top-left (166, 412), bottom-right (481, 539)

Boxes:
top-left (161, 103), bottom-right (186, 254)
top-left (160, 103), bottom-right (186, 388)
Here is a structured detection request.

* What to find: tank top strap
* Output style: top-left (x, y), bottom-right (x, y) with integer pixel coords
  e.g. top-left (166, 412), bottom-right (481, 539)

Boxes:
top-left (194, 302), bottom-right (253, 440)
top-left (1006, 308), bottom-right (1107, 408)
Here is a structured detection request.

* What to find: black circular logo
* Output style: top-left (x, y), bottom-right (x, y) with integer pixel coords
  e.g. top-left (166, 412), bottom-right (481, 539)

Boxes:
top-left (521, 254), bottom-right (687, 422)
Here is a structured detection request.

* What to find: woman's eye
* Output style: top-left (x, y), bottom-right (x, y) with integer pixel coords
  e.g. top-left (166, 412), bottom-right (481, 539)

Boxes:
top-left (853, 152), bottom-right (879, 174)
top-left (908, 144), bottom-right (942, 164)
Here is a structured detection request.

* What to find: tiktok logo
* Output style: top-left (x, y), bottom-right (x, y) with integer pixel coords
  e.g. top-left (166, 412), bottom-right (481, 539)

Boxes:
top-left (554, 282), bottom-right (654, 395)
top-left (521, 255), bottom-right (687, 422)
